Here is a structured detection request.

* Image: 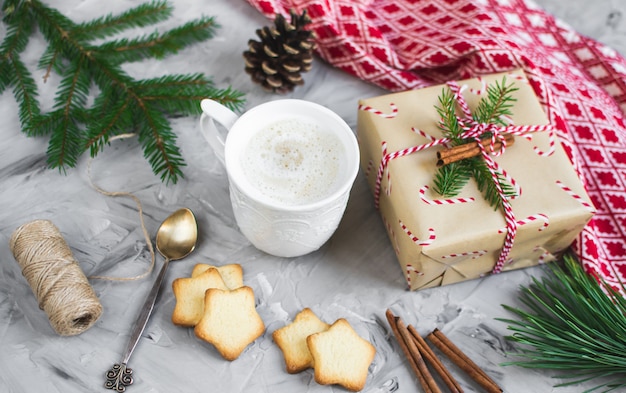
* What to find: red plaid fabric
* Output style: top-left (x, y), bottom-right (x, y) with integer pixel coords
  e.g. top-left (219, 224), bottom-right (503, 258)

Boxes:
top-left (246, 0), bottom-right (626, 291)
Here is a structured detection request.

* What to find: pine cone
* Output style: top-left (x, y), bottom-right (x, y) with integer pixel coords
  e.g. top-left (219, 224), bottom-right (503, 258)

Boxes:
top-left (244, 10), bottom-right (315, 94)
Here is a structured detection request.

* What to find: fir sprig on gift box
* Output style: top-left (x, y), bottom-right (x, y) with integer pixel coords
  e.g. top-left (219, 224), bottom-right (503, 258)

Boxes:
top-left (498, 255), bottom-right (626, 392)
top-left (433, 78), bottom-right (518, 209)
top-left (0, 0), bottom-right (244, 183)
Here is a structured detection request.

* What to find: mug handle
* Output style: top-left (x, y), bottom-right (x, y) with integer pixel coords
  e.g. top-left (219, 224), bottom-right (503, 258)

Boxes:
top-left (199, 99), bottom-right (240, 164)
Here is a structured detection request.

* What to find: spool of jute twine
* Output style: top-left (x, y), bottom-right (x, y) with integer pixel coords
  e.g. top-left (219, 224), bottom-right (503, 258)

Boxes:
top-left (9, 220), bottom-right (103, 336)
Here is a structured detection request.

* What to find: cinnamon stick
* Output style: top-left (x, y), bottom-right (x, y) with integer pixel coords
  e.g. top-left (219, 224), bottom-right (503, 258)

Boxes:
top-left (385, 310), bottom-right (440, 393)
top-left (398, 319), bottom-right (441, 393)
top-left (408, 325), bottom-right (463, 393)
top-left (437, 134), bottom-right (515, 167)
top-left (427, 329), bottom-right (502, 393)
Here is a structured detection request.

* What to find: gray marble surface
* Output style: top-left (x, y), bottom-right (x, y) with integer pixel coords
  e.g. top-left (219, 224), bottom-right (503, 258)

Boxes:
top-left (1, 0), bottom-right (625, 392)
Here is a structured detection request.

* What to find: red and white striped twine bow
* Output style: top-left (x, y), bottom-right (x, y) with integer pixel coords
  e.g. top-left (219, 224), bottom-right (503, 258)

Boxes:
top-left (373, 80), bottom-right (554, 274)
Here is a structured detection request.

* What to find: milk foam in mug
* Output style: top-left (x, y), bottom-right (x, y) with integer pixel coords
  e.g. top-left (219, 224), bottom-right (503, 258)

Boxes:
top-left (199, 99), bottom-right (360, 257)
top-left (241, 117), bottom-right (344, 206)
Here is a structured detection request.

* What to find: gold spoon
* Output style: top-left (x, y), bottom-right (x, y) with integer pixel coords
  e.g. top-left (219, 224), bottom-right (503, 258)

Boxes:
top-left (105, 208), bottom-right (198, 392)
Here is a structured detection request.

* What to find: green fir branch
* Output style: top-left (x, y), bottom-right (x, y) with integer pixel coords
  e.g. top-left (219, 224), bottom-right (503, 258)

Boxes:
top-left (7, 56), bottom-right (42, 136)
top-left (0, 60), bottom-right (8, 94)
top-left (85, 96), bottom-right (133, 155)
top-left (150, 16), bottom-right (219, 56)
top-left (37, 45), bottom-right (64, 81)
top-left (27, 0), bottom-right (76, 47)
top-left (206, 85), bottom-right (247, 111)
top-left (1, 0), bottom-right (25, 22)
top-left (1, 3), bottom-right (40, 133)
top-left (498, 254), bottom-right (626, 392)
top-left (137, 75), bottom-right (235, 116)
top-left (135, 75), bottom-right (245, 114)
top-left (473, 78), bottom-right (518, 126)
top-left (46, 112), bottom-right (84, 171)
top-left (136, 106), bottom-right (185, 183)
top-left (72, 0), bottom-right (172, 39)
top-left (432, 161), bottom-right (471, 197)
top-left (0, 0), bottom-right (245, 183)
top-left (432, 77), bottom-right (518, 208)
top-left (469, 157), bottom-right (518, 210)
top-left (53, 55), bottom-right (92, 112)
top-left (97, 16), bottom-right (218, 65)
top-left (1, 2), bottom-right (33, 57)
top-left (44, 55), bottom-right (92, 168)
top-left (436, 86), bottom-right (463, 141)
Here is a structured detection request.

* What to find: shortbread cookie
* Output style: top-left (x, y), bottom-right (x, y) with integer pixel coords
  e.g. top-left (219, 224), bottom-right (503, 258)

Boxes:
top-left (171, 268), bottom-right (228, 327)
top-left (194, 286), bottom-right (265, 361)
top-left (307, 318), bottom-right (376, 392)
top-left (273, 308), bottom-right (330, 373)
top-left (191, 263), bottom-right (244, 289)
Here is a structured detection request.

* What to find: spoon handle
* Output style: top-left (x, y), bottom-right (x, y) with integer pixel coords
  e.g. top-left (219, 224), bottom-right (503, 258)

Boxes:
top-left (104, 258), bottom-right (171, 391)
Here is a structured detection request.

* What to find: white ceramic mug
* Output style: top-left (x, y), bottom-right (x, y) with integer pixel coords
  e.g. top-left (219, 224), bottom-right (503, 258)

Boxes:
top-left (199, 99), bottom-right (360, 257)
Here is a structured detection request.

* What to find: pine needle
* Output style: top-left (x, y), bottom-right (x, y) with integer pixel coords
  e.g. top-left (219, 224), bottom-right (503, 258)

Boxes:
top-left (498, 254), bottom-right (626, 392)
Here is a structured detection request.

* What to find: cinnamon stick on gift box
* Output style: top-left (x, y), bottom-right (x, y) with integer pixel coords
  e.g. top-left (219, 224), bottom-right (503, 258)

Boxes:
top-left (437, 134), bottom-right (515, 167)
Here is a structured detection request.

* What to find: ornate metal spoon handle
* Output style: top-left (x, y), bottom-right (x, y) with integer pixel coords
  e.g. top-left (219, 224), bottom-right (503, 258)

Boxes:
top-left (104, 258), bottom-right (171, 391)
top-left (104, 363), bottom-right (133, 392)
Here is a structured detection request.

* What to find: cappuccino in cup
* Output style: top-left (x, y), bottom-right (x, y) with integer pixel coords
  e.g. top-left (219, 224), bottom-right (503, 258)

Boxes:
top-left (200, 98), bottom-right (359, 257)
top-left (241, 118), bottom-right (344, 206)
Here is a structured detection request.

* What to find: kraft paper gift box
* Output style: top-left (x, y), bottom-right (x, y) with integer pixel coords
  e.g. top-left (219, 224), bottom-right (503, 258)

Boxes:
top-left (357, 70), bottom-right (595, 290)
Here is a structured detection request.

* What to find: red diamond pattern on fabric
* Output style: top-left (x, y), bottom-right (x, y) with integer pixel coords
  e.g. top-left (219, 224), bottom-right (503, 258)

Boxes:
top-left (245, 0), bottom-right (626, 293)
top-left (595, 217), bottom-right (618, 235)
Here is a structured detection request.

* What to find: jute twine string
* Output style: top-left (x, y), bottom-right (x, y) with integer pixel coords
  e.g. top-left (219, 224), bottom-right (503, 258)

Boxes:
top-left (9, 220), bottom-right (103, 336)
top-left (86, 133), bottom-right (156, 281)
top-left (8, 133), bottom-right (156, 336)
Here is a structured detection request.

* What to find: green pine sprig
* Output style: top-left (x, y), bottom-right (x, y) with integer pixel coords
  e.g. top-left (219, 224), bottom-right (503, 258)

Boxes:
top-left (468, 156), bottom-right (518, 211)
top-left (432, 161), bottom-right (471, 198)
top-left (0, 0), bottom-right (245, 183)
top-left (498, 254), bottom-right (626, 392)
top-left (433, 77), bottom-right (519, 210)
top-left (473, 78), bottom-right (518, 128)
top-left (435, 85), bottom-right (464, 142)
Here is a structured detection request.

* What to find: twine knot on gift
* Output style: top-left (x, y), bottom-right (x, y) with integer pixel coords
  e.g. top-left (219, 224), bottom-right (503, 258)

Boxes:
top-left (373, 78), bottom-right (554, 274)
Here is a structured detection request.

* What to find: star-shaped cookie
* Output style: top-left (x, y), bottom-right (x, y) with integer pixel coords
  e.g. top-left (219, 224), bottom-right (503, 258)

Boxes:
top-left (171, 267), bottom-right (228, 327)
top-left (273, 308), bottom-right (330, 373)
top-left (194, 286), bottom-right (265, 361)
top-left (307, 318), bottom-right (376, 392)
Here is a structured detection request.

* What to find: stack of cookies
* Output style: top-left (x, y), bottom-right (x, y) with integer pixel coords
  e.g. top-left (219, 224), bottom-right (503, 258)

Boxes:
top-left (273, 308), bottom-right (376, 392)
top-left (171, 263), bottom-right (265, 361)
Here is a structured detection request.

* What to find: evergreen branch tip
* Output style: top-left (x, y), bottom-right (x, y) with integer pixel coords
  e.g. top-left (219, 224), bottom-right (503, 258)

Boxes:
top-left (0, 0), bottom-right (245, 183)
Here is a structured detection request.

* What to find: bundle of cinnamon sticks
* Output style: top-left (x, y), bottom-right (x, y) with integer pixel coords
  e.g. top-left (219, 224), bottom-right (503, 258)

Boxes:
top-left (437, 134), bottom-right (515, 167)
top-left (385, 309), bottom-right (502, 393)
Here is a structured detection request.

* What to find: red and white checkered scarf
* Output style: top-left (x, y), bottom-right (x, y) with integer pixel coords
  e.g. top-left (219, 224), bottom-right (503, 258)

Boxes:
top-left (246, 0), bottom-right (626, 291)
